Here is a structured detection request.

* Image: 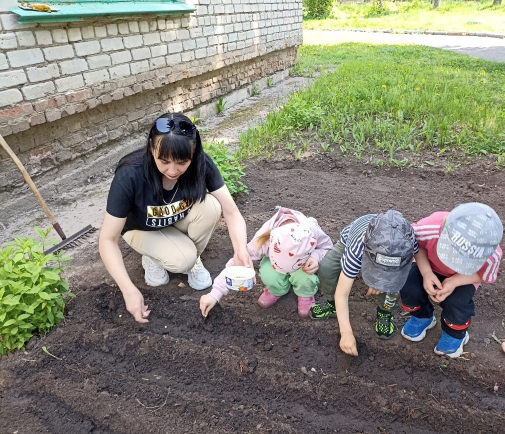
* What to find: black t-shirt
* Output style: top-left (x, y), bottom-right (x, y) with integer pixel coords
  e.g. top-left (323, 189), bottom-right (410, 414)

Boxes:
top-left (106, 153), bottom-right (224, 234)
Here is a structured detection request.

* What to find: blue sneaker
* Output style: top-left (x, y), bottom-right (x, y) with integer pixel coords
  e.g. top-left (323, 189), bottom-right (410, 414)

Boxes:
top-left (434, 331), bottom-right (469, 358)
top-left (401, 316), bottom-right (436, 342)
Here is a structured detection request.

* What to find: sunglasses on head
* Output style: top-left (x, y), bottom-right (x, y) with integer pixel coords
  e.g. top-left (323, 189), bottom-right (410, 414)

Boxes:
top-left (154, 117), bottom-right (196, 138)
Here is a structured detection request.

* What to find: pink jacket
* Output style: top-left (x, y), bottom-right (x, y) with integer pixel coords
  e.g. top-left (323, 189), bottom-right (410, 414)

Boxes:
top-left (208, 207), bottom-right (334, 302)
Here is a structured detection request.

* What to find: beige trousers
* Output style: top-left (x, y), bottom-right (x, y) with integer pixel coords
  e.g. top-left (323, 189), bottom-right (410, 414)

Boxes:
top-left (123, 194), bottom-right (222, 273)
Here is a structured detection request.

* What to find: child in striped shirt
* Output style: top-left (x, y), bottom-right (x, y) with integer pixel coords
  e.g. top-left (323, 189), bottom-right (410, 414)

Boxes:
top-left (310, 210), bottom-right (418, 356)
top-left (400, 203), bottom-right (503, 358)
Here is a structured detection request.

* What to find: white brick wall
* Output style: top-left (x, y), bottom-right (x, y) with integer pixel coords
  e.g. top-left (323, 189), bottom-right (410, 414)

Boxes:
top-left (0, 0), bottom-right (303, 128)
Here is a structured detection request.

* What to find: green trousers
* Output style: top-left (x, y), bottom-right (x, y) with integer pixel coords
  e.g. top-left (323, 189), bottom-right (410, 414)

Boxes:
top-left (259, 257), bottom-right (319, 297)
top-left (316, 240), bottom-right (400, 311)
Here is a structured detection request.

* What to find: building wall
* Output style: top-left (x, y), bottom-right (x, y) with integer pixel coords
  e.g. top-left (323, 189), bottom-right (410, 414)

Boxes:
top-left (0, 0), bottom-right (302, 216)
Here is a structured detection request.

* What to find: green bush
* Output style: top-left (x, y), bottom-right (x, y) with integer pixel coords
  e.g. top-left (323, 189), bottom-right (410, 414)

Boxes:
top-left (0, 228), bottom-right (73, 355)
top-left (303, 0), bottom-right (334, 18)
top-left (204, 141), bottom-right (248, 195)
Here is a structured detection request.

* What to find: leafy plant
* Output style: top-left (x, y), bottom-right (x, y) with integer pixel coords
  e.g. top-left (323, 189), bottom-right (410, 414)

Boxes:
top-left (320, 142), bottom-right (331, 152)
top-left (251, 85), bottom-right (261, 96)
top-left (303, 0), bottom-right (333, 18)
top-left (0, 228), bottom-right (73, 355)
top-left (267, 78), bottom-right (274, 88)
top-left (216, 97), bottom-right (226, 114)
top-left (204, 141), bottom-right (248, 195)
top-left (190, 115), bottom-right (202, 125)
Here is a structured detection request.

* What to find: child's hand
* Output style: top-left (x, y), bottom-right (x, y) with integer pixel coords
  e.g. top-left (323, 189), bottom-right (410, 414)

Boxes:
top-left (502, 341), bottom-right (505, 354)
top-left (366, 287), bottom-right (381, 296)
top-left (302, 256), bottom-right (319, 274)
top-left (433, 277), bottom-right (457, 303)
top-left (422, 271), bottom-right (442, 297)
top-left (339, 332), bottom-right (358, 356)
top-left (200, 294), bottom-right (218, 318)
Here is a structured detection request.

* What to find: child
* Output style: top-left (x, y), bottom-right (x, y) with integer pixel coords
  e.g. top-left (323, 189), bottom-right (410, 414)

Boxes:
top-left (310, 210), bottom-right (418, 356)
top-left (400, 202), bottom-right (503, 358)
top-left (199, 207), bottom-right (333, 318)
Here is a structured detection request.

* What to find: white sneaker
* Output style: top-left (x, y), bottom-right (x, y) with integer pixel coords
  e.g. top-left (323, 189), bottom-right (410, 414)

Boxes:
top-left (186, 257), bottom-right (212, 290)
top-left (142, 255), bottom-right (169, 287)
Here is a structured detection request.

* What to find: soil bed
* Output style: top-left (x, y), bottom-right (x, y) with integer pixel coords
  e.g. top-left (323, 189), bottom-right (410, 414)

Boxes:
top-left (1, 154), bottom-right (505, 433)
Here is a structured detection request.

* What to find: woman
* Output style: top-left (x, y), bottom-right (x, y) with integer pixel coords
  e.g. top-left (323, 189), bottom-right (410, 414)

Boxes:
top-left (99, 113), bottom-right (253, 323)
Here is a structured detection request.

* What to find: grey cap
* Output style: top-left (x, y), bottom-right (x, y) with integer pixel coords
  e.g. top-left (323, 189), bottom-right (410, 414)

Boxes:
top-left (361, 210), bottom-right (416, 293)
top-left (437, 202), bottom-right (503, 275)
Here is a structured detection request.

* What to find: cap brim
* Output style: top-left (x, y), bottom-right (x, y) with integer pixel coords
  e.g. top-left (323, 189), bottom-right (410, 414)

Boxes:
top-left (436, 227), bottom-right (488, 276)
top-left (361, 251), bottom-right (411, 293)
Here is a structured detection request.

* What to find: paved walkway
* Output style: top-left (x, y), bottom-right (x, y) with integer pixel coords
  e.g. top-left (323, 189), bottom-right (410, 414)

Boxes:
top-left (304, 30), bottom-right (505, 63)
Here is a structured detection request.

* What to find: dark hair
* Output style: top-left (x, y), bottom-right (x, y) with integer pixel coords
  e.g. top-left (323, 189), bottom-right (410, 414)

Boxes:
top-left (117, 113), bottom-right (206, 204)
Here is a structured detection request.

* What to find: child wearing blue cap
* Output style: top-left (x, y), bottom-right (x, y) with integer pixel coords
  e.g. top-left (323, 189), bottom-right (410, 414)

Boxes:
top-left (400, 202), bottom-right (503, 358)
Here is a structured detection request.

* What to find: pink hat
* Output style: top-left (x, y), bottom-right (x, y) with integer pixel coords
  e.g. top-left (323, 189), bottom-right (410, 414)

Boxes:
top-left (269, 223), bottom-right (317, 274)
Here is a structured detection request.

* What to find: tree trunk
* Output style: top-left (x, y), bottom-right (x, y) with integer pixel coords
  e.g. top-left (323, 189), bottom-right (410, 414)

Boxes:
top-left (379, 0), bottom-right (383, 8)
top-left (434, 0), bottom-right (440, 8)
top-left (493, 0), bottom-right (501, 6)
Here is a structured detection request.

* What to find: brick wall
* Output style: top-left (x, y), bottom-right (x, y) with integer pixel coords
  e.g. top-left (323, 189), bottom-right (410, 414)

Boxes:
top-left (0, 0), bottom-right (302, 220)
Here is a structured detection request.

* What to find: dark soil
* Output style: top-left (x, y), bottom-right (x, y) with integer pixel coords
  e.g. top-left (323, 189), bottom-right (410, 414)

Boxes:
top-left (1, 154), bottom-right (505, 433)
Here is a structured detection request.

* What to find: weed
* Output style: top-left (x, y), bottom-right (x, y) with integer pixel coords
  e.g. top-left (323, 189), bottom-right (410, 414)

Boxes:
top-left (190, 115), bottom-right (202, 125)
top-left (267, 78), bottom-right (274, 87)
top-left (251, 85), bottom-right (261, 96)
top-left (293, 148), bottom-right (304, 160)
top-left (216, 97), bottom-right (226, 114)
top-left (320, 142), bottom-right (331, 153)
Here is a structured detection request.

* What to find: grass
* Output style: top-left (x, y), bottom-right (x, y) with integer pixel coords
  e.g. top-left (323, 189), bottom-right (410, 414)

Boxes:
top-left (304, 0), bottom-right (505, 34)
top-left (237, 44), bottom-right (505, 166)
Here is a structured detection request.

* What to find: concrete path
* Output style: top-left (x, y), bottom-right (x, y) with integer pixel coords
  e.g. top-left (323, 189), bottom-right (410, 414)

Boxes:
top-left (304, 30), bottom-right (505, 63)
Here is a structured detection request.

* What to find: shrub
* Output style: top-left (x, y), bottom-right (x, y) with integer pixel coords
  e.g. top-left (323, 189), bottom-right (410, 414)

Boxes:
top-left (303, 0), bottom-right (334, 18)
top-left (204, 141), bottom-right (248, 195)
top-left (0, 228), bottom-right (73, 355)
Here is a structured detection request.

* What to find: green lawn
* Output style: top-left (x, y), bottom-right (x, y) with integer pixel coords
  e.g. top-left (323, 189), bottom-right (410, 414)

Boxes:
top-left (304, 0), bottom-right (505, 34)
top-left (238, 44), bottom-right (505, 167)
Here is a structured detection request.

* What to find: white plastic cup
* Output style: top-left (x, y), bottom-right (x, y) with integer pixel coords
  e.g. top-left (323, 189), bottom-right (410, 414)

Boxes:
top-left (224, 266), bottom-right (256, 292)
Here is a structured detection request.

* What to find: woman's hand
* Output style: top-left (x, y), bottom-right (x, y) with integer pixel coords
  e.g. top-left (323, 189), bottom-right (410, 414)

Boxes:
top-left (123, 287), bottom-right (150, 323)
top-left (200, 294), bottom-right (218, 317)
top-left (302, 257), bottom-right (319, 275)
top-left (233, 248), bottom-right (254, 270)
top-left (340, 332), bottom-right (358, 356)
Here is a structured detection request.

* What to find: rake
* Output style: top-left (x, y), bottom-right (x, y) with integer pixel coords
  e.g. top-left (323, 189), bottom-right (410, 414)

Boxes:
top-left (0, 133), bottom-right (96, 254)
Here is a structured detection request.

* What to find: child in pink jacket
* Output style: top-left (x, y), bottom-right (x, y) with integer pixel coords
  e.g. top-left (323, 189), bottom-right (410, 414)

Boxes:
top-left (200, 207), bottom-right (333, 317)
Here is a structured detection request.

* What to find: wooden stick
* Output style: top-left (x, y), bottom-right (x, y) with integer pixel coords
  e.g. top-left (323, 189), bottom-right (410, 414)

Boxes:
top-left (0, 133), bottom-right (66, 240)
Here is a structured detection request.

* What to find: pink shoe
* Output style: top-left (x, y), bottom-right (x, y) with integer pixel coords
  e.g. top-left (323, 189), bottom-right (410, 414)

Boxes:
top-left (298, 296), bottom-right (315, 317)
top-left (258, 288), bottom-right (282, 308)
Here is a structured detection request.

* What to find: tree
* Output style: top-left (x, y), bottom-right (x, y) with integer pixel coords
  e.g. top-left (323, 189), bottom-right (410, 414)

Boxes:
top-left (493, 0), bottom-right (501, 5)
top-left (434, 0), bottom-right (440, 8)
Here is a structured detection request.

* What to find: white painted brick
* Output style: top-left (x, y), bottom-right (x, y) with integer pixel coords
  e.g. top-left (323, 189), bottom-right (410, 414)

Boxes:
top-left (67, 28), bottom-right (82, 42)
top-left (166, 53), bottom-right (182, 64)
top-left (149, 57), bottom-right (166, 69)
top-left (75, 40), bottom-right (101, 56)
top-left (168, 42), bottom-right (183, 53)
top-left (0, 89), bottom-right (23, 107)
top-left (143, 32), bottom-right (161, 45)
top-left (111, 50), bottom-right (132, 64)
top-left (157, 19), bottom-right (166, 30)
top-left (26, 64), bottom-right (60, 82)
top-left (82, 26), bottom-right (95, 39)
top-left (183, 40), bottom-right (196, 50)
top-left (16, 31), bottom-right (35, 47)
top-left (190, 28), bottom-right (203, 38)
top-left (197, 5), bottom-right (207, 14)
top-left (118, 23), bottom-right (129, 35)
top-left (208, 36), bottom-right (218, 45)
top-left (149, 21), bottom-right (157, 31)
top-left (195, 48), bottom-right (207, 59)
top-left (196, 38), bottom-right (208, 48)
top-left (228, 33), bottom-right (237, 42)
top-left (150, 45), bottom-right (167, 57)
top-left (129, 21), bottom-right (140, 32)
top-left (161, 30), bottom-right (177, 42)
top-left (87, 54), bottom-right (111, 69)
top-left (22, 81), bottom-right (55, 100)
top-left (181, 51), bottom-right (194, 62)
top-left (55, 75), bottom-right (85, 92)
top-left (7, 48), bottom-right (44, 67)
top-left (203, 27), bottom-right (215, 36)
top-left (234, 23), bottom-right (243, 31)
top-left (84, 69), bottom-right (109, 85)
top-left (214, 5), bottom-right (224, 14)
top-left (0, 54), bottom-right (7, 70)
top-left (225, 5), bottom-right (234, 13)
top-left (34, 30), bottom-right (52, 45)
top-left (0, 33), bottom-right (17, 50)
top-left (52, 29), bottom-right (68, 43)
top-left (132, 47), bottom-right (151, 60)
top-left (139, 21), bottom-right (149, 32)
top-left (60, 58), bottom-right (88, 75)
top-left (104, 23), bottom-right (117, 36)
top-left (109, 64), bottom-right (130, 78)
top-left (44, 45), bottom-right (74, 61)
top-left (207, 46), bottom-right (217, 56)
top-left (130, 60), bottom-right (149, 74)
top-left (95, 26), bottom-right (107, 38)
top-left (124, 35), bottom-right (143, 48)
top-left (0, 70), bottom-right (27, 89)
top-left (101, 37), bottom-right (124, 52)
top-left (176, 29), bottom-right (190, 40)
top-left (224, 24), bottom-right (234, 33)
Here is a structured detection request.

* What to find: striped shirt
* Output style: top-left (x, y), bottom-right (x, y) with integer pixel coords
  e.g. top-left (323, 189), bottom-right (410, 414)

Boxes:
top-left (340, 214), bottom-right (376, 279)
top-left (413, 211), bottom-right (502, 285)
